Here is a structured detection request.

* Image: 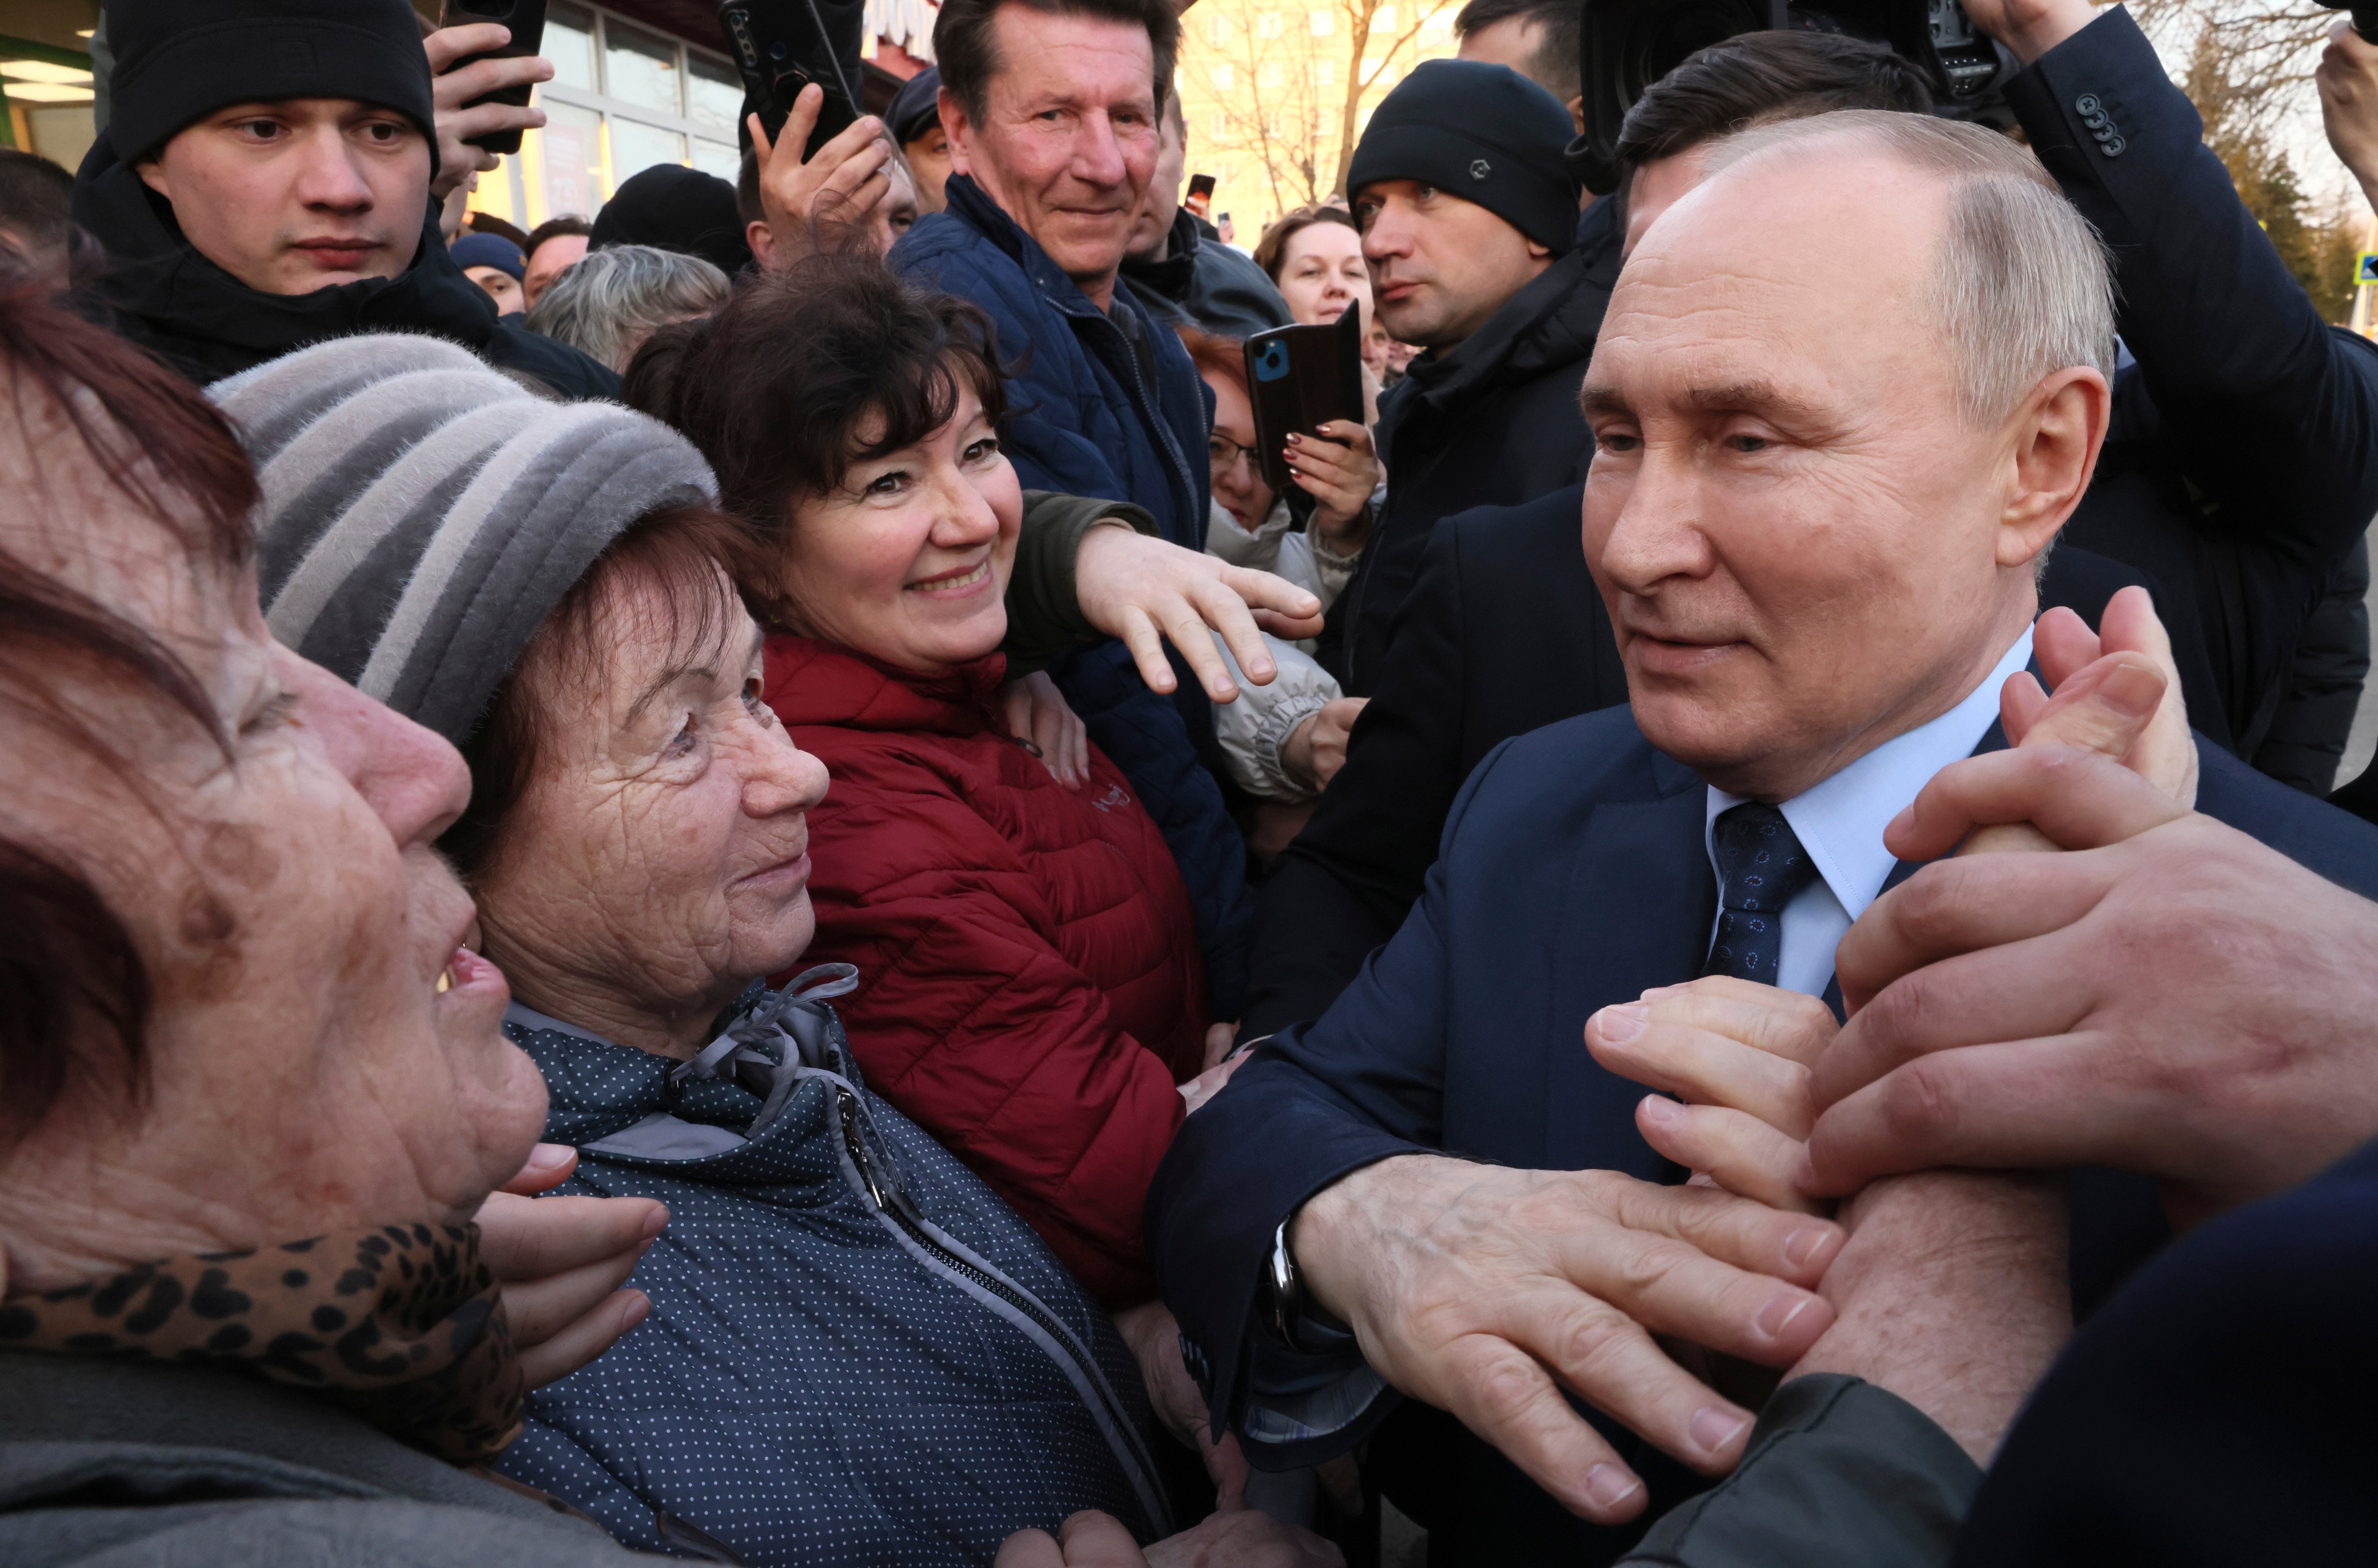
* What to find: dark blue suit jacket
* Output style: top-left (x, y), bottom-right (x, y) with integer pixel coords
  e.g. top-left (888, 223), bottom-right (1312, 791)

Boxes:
top-left (1147, 705), bottom-right (2378, 1564)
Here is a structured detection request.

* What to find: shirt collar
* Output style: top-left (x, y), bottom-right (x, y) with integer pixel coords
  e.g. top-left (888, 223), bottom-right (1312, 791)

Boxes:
top-left (1707, 625), bottom-right (2033, 923)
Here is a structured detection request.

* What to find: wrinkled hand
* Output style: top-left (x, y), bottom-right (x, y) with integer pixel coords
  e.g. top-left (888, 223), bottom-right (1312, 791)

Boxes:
top-left (1809, 747), bottom-right (2378, 1224)
top-left (425, 25), bottom-right (552, 200)
top-left (1787, 1170), bottom-right (2070, 1465)
top-left (1281, 697), bottom-right (1367, 792)
top-left (747, 87), bottom-right (891, 266)
top-left (1586, 978), bottom-right (1835, 1215)
top-left (1003, 670), bottom-right (1089, 789)
top-left (477, 1143), bottom-right (666, 1390)
top-left (1073, 525), bottom-right (1323, 704)
top-left (2320, 19), bottom-right (2378, 206)
top-left (1113, 1301), bottom-right (1250, 1509)
top-left (1284, 421), bottom-right (1378, 547)
top-left (1293, 1154), bottom-right (1842, 1522)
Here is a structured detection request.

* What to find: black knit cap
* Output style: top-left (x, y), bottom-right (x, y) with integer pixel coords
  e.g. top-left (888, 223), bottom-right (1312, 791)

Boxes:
top-left (105, 0), bottom-right (437, 169)
top-left (888, 67), bottom-right (942, 147)
top-left (1346, 59), bottom-right (1579, 256)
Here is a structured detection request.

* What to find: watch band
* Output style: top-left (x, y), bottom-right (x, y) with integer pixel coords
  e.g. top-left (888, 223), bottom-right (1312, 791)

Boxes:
top-left (1264, 1215), bottom-right (1352, 1353)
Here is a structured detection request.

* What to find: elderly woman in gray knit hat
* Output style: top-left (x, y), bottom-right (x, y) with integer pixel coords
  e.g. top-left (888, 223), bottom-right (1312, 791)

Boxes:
top-left (208, 334), bottom-right (1337, 1568)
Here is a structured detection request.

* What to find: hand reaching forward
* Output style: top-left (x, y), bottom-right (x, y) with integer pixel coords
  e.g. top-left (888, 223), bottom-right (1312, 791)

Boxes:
top-left (1292, 1154), bottom-right (1842, 1523)
top-left (1073, 524), bottom-right (1324, 703)
top-left (476, 1143), bottom-right (666, 1390)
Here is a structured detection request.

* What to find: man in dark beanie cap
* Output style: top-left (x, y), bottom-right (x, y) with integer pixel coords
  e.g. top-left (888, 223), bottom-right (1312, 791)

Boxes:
top-left (1316, 57), bottom-right (1616, 699)
top-left (589, 162), bottom-right (754, 279)
top-left (70, 0), bottom-right (617, 398)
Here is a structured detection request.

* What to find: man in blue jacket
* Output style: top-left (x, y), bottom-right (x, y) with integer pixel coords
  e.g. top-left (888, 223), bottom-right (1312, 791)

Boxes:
top-left (1147, 107), bottom-right (2378, 1567)
top-left (892, 0), bottom-right (1253, 1012)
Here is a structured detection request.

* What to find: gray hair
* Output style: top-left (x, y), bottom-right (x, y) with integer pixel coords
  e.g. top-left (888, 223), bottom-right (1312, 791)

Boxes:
top-left (1706, 110), bottom-right (2115, 427)
top-left (524, 243), bottom-right (733, 374)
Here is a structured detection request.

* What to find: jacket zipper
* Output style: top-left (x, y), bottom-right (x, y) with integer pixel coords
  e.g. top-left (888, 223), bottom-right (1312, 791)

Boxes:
top-left (831, 1087), bottom-right (1167, 1516)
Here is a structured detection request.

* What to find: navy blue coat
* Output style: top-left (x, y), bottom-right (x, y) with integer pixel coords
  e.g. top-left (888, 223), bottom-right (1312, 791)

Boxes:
top-left (893, 175), bottom-right (1252, 1013)
top-left (1147, 707), bottom-right (2378, 1565)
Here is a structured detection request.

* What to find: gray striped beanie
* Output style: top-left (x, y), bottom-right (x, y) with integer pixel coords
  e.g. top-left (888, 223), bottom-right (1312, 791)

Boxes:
top-left (212, 334), bottom-right (718, 747)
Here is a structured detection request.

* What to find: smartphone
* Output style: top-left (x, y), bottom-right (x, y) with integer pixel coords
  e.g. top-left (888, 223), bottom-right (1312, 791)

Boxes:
top-left (719, 0), bottom-right (862, 158)
top-left (440, 0), bottom-right (548, 156)
top-left (1243, 307), bottom-right (1366, 496)
top-left (1187, 173), bottom-right (1215, 200)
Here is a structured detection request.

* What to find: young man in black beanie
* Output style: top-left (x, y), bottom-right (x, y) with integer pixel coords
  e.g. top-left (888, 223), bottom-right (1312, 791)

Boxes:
top-left (71, 0), bottom-right (616, 398)
top-left (1316, 57), bottom-right (1616, 700)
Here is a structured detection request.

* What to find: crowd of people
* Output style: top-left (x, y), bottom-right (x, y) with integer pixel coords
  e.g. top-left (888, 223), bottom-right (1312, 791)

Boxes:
top-left (6, 0), bottom-right (2378, 1564)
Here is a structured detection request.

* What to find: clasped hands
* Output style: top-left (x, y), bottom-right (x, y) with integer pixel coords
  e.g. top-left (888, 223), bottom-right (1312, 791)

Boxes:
top-left (1291, 591), bottom-right (2213, 1519)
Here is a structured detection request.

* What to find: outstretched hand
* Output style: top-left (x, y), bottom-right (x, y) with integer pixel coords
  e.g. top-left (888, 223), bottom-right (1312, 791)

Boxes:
top-left (1072, 524), bottom-right (1324, 703)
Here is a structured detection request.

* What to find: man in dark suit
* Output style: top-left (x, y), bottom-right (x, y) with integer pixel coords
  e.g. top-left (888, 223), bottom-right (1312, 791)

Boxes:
top-left (1585, 746), bottom-right (2378, 1566)
top-left (1243, 6), bottom-right (2378, 1041)
top-left (1148, 107), bottom-right (2378, 1568)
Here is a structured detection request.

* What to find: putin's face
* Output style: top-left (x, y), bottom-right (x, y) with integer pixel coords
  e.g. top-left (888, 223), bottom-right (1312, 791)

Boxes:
top-left (1579, 150), bottom-right (2059, 801)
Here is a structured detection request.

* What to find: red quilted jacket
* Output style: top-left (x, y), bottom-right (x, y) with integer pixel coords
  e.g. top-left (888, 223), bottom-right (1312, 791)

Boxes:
top-left (764, 636), bottom-right (1209, 1307)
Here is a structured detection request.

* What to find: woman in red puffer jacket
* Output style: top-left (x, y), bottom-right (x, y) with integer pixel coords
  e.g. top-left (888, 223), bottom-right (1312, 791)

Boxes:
top-left (663, 256), bottom-right (1238, 1345)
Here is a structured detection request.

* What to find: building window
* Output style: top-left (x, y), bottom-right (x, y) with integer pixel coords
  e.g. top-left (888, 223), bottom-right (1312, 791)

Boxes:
top-left (1375, 7), bottom-right (1398, 34)
top-left (1211, 112), bottom-right (1231, 142)
top-left (1258, 61), bottom-right (1285, 89)
top-left (1208, 13), bottom-right (1232, 46)
top-left (1311, 11), bottom-right (1335, 35)
top-left (1212, 63), bottom-right (1235, 91)
top-left (1258, 12), bottom-right (1285, 39)
top-left (487, 1), bottom-right (744, 229)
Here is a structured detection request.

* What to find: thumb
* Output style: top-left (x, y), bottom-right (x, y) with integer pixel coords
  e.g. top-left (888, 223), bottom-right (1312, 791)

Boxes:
top-left (498, 1142), bottom-right (578, 1196)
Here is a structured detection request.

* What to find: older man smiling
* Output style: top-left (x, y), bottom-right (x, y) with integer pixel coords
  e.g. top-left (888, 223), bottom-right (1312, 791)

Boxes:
top-left (891, 0), bottom-right (1268, 1022)
top-left (1146, 110), bottom-right (2378, 1567)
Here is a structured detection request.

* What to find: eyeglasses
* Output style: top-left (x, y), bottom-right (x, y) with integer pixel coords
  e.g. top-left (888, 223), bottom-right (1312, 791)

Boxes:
top-left (1208, 434), bottom-right (1254, 479)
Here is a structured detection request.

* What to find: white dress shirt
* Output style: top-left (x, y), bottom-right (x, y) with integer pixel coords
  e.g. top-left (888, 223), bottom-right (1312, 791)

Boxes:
top-left (1703, 626), bottom-right (2035, 999)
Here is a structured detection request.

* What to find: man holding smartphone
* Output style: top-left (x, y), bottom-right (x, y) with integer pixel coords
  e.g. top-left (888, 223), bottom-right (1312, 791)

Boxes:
top-left (69, 0), bottom-right (615, 397)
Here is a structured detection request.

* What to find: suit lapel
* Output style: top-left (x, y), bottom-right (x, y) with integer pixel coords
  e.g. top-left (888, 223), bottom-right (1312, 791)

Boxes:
top-left (1541, 752), bottom-right (1714, 1174)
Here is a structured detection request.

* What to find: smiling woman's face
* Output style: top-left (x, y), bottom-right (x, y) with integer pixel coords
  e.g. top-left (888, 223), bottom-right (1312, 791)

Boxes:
top-left (0, 357), bottom-right (546, 1286)
top-left (469, 554), bottom-right (832, 1057)
top-left (775, 377), bottom-right (1022, 673)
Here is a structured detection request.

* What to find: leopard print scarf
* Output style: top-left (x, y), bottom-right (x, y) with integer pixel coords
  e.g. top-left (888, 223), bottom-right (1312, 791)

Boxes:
top-left (0, 1221), bottom-right (524, 1464)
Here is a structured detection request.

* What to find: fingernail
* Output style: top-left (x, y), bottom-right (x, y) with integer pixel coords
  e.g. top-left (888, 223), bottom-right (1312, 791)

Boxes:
top-left (1755, 1291), bottom-right (1811, 1339)
top-left (525, 1143), bottom-right (574, 1172)
top-left (2099, 661), bottom-right (2162, 717)
top-left (1783, 1226), bottom-right (1827, 1268)
top-left (1286, 432), bottom-right (1302, 444)
top-left (1594, 1002), bottom-right (1649, 1043)
top-left (1690, 1406), bottom-right (1752, 1456)
top-left (1583, 1462), bottom-right (1642, 1510)
top-left (1640, 1094), bottom-right (1682, 1126)
top-left (621, 1291), bottom-right (651, 1329)
top-left (640, 1206), bottom-right (671, 1241)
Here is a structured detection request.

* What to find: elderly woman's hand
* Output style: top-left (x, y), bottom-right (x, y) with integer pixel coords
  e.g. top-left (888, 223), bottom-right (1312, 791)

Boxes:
top-left (1074, 525), bottom-right (1325, 705)
top-left (1002, 671), bottom-right (1090, 789)
top-left (477, 1144), bottom-right (668, 1390)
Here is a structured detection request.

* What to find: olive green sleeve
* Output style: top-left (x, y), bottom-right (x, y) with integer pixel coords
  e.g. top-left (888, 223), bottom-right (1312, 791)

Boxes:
top-left (1002, 489), bottom-right (1162, 676)
top-left (1618, 1375), bottom-right (1982, 1568)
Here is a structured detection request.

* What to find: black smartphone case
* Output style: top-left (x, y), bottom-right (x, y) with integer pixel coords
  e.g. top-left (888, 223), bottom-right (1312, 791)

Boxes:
top-left (720, 0), bottom-right (862, 157)
top-left (1243, 308), bottom-right (1366, 495)
top-left (442, 0), bottom-right (548, 156)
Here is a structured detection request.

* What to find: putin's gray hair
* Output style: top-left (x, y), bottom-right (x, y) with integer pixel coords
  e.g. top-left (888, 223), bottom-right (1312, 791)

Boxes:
top-left (1706, 109), bottom-right (2115, 426)
top-left (524, 243), bottom-right (733, 374)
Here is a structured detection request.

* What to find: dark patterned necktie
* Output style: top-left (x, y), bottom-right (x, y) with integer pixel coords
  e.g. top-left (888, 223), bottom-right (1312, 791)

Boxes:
top-left (1703, 803), bottom-right (1823, 982)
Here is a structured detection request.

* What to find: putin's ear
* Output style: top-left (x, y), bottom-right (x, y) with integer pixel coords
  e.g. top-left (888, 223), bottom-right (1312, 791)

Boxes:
top-left (1995, 364), bottom-right (2110, 572)
top-left (745, 218), bottom-right (777, 271)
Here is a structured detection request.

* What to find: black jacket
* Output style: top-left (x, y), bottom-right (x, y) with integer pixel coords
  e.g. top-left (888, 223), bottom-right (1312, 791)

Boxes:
top-left (2017, 9), bottom-right (2378, 758)
top-left (1240, 483), bottom-right (2164, 1038)
top-left (70, 130), bottom-right (618, 399)
top-left (1316, 199), bottom-right (1620, 695)
top-left (1119, 209), bottom-right (1293, 342)
top-left (2258, 536), bottom-right (2370, 795)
